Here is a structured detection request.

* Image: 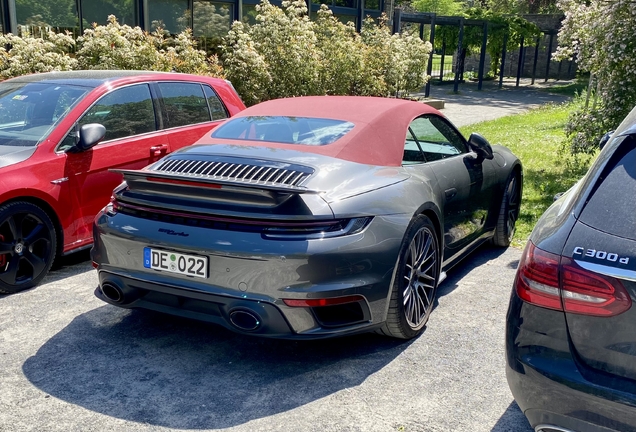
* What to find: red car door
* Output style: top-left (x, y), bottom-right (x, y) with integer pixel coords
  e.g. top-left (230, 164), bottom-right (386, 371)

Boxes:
top-left (61, 83), bottom-right (165, 247)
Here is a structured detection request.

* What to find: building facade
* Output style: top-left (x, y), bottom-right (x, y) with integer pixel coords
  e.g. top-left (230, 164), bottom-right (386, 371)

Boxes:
top-left (0, 0), bottom-right (384, 38)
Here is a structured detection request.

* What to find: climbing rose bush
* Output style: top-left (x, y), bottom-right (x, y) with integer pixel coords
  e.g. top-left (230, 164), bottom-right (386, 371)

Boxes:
top-left (555, 0), bottom-right (636, 154)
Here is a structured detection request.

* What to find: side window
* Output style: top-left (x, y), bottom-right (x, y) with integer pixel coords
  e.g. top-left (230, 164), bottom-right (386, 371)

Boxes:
top-left (409, 115), bottom-right (466, 162)
top-left (159, 82), bottom-right (211, 128)
top-left (403, 128), bottom-right (426, 165)
top-left (59, 84), bottom-right (156, 151)
top-left (203, 85), bottom-right (228, 121)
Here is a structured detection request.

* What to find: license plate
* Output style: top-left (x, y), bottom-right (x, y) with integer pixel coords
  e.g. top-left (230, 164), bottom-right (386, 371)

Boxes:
top-left (143, 247), bottom-right (208, 278)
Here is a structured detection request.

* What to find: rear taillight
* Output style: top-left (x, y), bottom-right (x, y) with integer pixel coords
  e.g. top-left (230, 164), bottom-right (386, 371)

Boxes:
top-left (515, 241), bottom-right (632, 316)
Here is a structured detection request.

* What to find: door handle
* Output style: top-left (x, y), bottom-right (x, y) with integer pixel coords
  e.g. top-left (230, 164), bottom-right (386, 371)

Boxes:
top-left (150, 144), bottom-right (169, 157)
top-left (445, 188), bottom-right (457, 200)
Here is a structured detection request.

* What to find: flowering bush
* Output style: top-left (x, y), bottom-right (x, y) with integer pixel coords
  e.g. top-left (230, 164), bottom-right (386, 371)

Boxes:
top-left (222, 0), bottom-right (432, 105)
top-left (76, 15), bottom-right (222, 76)
top-left (555, 0), bottom-right (636, 154)
top-left (0, 31), bottom-right (77, 78)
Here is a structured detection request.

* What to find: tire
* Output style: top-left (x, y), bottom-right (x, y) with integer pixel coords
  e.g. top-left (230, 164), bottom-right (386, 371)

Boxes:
top-left (492, 173), bottom-right (520, 247)
top-left (0, 202), bottom-right (57, 294)
top-left (377, 215), bottom-right (440, 340)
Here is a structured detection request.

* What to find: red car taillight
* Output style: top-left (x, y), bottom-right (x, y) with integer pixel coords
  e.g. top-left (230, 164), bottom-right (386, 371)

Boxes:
top-left (515, 241), bottom-right (632, 316)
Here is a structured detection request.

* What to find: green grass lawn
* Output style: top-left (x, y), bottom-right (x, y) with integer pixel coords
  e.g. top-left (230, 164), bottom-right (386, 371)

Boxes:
top-left (431, 54), bottom-right (453, 75)
top-left (460, 102), bottom-right (596, 247)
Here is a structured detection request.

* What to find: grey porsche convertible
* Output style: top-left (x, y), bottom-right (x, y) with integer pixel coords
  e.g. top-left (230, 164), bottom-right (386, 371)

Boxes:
top-left (91, 96), bottom-right (522, 339)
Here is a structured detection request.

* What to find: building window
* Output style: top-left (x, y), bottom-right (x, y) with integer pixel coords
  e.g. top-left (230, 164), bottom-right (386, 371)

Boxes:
top-left (193, 1), bottom-right (232, 38)
top-left (147, 0), bottom-right (190, 33)
top-left (15, 0), bottom-right (78, 31)
top-left (365, 0), bottom-right (380, 10)
top-left (82, 0), bottom-right (136, 27)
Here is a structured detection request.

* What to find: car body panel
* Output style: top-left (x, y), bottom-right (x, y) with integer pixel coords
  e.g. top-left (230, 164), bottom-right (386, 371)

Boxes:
top-left (92, 96), bottom-right (521, 339)
top-left (507, 106), bottom-right (636, 431)
top-left (0, 71), bottom-right (245, 256)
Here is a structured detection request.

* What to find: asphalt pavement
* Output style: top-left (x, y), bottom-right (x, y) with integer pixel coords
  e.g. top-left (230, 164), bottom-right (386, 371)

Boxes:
top-left (0, 80), bottom-right (572, 432)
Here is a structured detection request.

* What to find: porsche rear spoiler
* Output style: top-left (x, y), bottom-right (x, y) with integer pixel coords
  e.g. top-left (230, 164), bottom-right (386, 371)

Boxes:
top-left (112, 169), bottom-right (324, 195)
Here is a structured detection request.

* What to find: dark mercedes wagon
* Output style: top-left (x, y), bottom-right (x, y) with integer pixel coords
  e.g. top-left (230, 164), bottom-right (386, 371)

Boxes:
top-left (506, 106), bottom-right (636, 432)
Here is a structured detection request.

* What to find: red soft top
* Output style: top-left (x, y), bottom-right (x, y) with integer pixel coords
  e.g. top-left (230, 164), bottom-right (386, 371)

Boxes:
top-left (197, 96), bottom-right (444, 167)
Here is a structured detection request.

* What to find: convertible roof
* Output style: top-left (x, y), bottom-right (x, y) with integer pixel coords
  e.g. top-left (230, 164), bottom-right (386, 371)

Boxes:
top-left (199, 96), bottom-right (444, 167)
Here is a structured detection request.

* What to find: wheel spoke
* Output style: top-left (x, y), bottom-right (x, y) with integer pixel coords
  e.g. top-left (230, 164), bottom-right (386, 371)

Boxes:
top-left (23, 250), bottom-right (47, 277)
top-left (6, 214), bottom-right (23, 240)
top-left (0, 241), bottom-right (13, 254)
top-left (0, 254), bottom-right (21, 285)
top-left (24, 223), bottom-right (49, 245)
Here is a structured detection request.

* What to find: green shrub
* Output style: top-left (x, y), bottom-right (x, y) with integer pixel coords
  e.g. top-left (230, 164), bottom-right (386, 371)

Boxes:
top-left (0, 31), bottom-right (77, 78)
top-left (221, 0), bottom-right (432, 105)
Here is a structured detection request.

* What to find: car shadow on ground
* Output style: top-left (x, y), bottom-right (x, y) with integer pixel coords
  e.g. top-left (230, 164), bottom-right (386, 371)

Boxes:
top-left (491, 401), bottom-right (532, 431)
top-left (435, 244), bottom-right (515, 303)
top-left (22, 306), bottom-right (410, 429)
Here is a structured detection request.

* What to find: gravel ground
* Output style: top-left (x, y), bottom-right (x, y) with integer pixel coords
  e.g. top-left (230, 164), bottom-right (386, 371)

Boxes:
top-left (0, 246), bottom-right (530, 432)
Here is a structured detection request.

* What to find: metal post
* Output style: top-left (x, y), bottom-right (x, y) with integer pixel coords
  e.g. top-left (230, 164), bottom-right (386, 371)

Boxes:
top-left (425, 15), bottom-right (436, 98)
top-left (454, 17), bottom-right (464, 93)
top-left (498, 32), bottom-right (508, 88)
top-left (477, 21), bottom-right (488, 91)
top-left (356, 0), bottom-right (364, 32)
top-left (531, 36), bottom-right (540, 85)
top-left (545, 32), bottom-right (554, 82)
top-left (440, 38), bottom-right (446, 82)
top-left (392, 8), bottom-right (402, 34)
top-left (516, 36), bottom-right (524, 87)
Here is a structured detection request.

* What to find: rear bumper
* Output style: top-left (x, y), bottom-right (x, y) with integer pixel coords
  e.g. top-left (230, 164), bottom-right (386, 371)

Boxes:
top-left (506, 293), bottom-right (636, 432)
top-left (92, 210), bottom-right (410, 338)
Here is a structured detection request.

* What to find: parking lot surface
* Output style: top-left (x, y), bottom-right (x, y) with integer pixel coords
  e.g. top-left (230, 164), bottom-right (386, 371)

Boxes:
top-left (0, 246), bottom-right (529, 432)
top-left (1, 82), bottom-right (573, 431)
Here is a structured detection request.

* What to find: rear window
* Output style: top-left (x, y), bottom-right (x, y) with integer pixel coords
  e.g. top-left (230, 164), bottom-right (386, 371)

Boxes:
top-left (211, 116), bottom-right (355, 145)
top-left (579, 135), bottom-right (636, 240)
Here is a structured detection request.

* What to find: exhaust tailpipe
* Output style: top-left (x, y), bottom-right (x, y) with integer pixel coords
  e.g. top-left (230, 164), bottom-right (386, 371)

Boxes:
top-left (101, 282), bottom-right (124, 303)
top-left (99, 282), bottom-right (139, 305)
top-left (229, 309), bottom-right (261, 331)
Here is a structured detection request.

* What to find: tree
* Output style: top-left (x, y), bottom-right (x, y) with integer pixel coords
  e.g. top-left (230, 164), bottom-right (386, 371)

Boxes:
top-left (555, 0), bottom-right (636, 153)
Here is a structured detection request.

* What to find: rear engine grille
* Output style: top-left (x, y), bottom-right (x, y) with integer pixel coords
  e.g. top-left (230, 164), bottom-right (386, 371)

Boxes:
top-left (152, 157), bottom-right (313, 187)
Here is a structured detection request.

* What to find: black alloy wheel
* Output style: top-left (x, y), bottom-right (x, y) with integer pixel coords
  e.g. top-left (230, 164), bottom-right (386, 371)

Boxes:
top-left (378, 215), bottom-right (440, 339)
top-left (0, 202), bottom-right (57, 294)
top-left (492, 173), bottom-right (520, 247)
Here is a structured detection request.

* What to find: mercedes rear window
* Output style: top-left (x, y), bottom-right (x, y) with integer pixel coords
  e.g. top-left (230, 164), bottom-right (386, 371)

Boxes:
top-left (211, 116), bottom-right (355, 145)
top-left (579, 135), bottom-right (636, 240)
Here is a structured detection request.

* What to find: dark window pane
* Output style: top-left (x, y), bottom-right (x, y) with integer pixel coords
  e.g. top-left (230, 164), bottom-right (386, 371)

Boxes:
top-left (242, 4), bottom-right (258, 25)
top-left (213, 116), bottom-right (355, 145)
top-left (159, 82), bottom-right (211, 128)
top-left (16, 0), bottom-right (78, 27)
top-left (403, 129), bottom-right (425, 164)
top-left (0, 82), bottom-right (88, 147)
top-left (409, 116), bottom-right (465, 162)
top-left (203, 85), bottom-right (228, 121)
top-left (333, 13), bottom-right (356, 25)
top-left (81, 0), bottom-right (135, 26)
top-left (333, 0), bottom-right (357, 8)
top-left (365, 0), bottom-right (380, 10)
top-left (148, 0), bottom-right (189, 34)
top-left (579, 137), bottom-right (636, 240)
top-left (80, 84), bottom-right (156, 142)
top-left (193, 1), bottom-right (232, 38)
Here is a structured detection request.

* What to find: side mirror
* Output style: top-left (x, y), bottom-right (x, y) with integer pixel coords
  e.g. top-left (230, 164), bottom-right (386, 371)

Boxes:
top-left (467, 132), bottom-right (494, 160)
top-left (67, 123), bottom-right (106, 153)
top-left (599, 130), bottom-right (614, 150)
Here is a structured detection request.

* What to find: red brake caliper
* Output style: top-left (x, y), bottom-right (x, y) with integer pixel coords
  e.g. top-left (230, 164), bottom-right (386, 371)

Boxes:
top-left (0, 234), bottom-right (6, 269)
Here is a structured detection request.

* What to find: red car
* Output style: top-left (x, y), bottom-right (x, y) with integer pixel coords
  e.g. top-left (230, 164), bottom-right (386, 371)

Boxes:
top-left (0, 71), bottom-right (245, 294)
